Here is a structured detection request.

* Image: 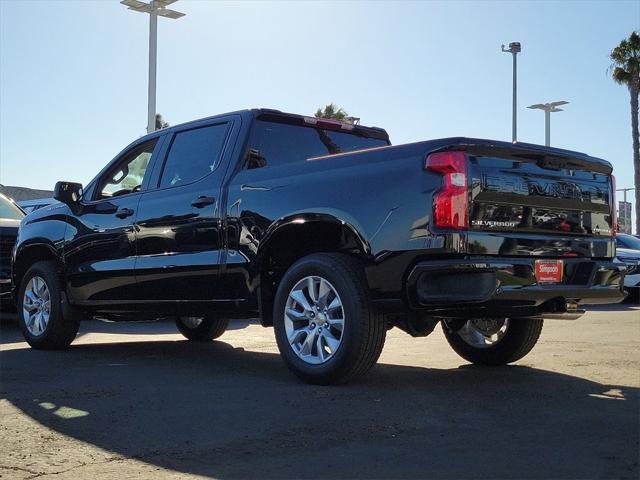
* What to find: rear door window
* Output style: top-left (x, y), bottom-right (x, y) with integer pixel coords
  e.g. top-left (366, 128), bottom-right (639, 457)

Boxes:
top-left (159, 123), bottom-right (229, 189)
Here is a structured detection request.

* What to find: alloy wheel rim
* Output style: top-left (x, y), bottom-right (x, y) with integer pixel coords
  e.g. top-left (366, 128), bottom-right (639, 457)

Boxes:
top-left (284, 276), bottom-right (345, 365)
top-left (181, 317), bottom-right (204, 329)
top-left (456, 318), bottom-right (510, 349)
top-left (22, 276), bottom-right (51, 337)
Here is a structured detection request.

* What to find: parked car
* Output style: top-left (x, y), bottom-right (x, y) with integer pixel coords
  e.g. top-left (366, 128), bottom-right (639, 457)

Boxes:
top-left (615, 233), bottom-right (640, 301)
top-left (1, 193), bottom-right (25, 310)
top-left (12, 109), bottom-right (625, 384)
top-left (18, 197), bottom-right (56, 214)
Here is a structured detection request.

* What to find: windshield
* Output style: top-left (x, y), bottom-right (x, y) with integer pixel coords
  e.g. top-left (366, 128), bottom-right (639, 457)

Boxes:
top-left (0, 195), bottom-right (25, 220)
top-left (616, 234), bottom-right (640, 250)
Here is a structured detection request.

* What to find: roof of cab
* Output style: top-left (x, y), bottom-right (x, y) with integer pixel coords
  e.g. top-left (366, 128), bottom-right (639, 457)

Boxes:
top-left (142, 108), bottom-right (389, 142)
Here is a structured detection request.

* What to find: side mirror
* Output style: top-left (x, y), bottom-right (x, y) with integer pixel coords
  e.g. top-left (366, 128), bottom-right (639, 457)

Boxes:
top-left (54, 181), bottom-right (83, 205)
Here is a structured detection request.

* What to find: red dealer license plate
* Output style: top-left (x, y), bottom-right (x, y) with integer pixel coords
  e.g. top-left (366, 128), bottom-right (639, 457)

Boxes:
top-left (535, 259), bottom-right (563, 284)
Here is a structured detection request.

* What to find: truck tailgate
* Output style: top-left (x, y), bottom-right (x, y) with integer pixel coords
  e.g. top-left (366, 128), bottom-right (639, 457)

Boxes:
top-left (462, 143), bottom-right (614, 257)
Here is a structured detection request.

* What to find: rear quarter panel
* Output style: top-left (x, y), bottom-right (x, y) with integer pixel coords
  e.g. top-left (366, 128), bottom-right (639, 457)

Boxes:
top-left (224, 141), bottom-right (448, 300)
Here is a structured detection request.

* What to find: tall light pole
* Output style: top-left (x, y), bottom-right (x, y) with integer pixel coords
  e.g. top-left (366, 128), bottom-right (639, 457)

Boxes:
top-left (121, 0), bottom-right (185, 134)
top-left (527, 101), bottom-right (569, 146)
top-left (501, 42), bottom-right (521, 143)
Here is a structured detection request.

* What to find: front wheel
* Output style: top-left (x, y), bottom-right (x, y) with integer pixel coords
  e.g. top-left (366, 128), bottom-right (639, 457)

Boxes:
top-left (176, 315), bottom-right (229, 341)
top-left (442, 317), bottom-right (543, 365)
top-left (273, 253), bottom-right (386, 385)
top-left (18, 261), bottom-right (80, 349)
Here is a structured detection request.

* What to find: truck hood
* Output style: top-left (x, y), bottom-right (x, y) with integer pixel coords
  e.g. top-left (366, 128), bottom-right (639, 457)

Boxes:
top-left (21, 201), bottom-right (68, 225)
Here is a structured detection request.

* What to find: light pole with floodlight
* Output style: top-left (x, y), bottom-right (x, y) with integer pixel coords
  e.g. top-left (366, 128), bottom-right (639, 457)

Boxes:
top-left (501, 42), bottom-right (521, 143)
top-left (527, 101), bottom-right (569, 147)
top-left (120, 0), bottom-right (185, 134)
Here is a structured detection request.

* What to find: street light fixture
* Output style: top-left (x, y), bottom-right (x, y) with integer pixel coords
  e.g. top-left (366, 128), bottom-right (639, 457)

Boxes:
top-left (501, 41), bottom-right (521, 143)
top-left (121, 0), bottom-right (185, 134)
top-left (527, 101), bottom-right (569, 147)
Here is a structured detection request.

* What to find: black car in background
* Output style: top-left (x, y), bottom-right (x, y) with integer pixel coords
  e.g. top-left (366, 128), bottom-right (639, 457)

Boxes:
top-left (0, 193), bottom-right (25, 310)
top-left (615, 233), bottom-right (640, 301)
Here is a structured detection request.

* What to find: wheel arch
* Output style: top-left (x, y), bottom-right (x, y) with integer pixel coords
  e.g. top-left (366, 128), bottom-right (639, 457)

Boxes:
top-left (13, 242), bottom-right (61, 304)
top-left (256, 213), bottom-right (370, 327)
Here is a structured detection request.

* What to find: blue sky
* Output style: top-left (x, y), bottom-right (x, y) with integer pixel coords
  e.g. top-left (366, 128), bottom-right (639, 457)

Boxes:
top-left (1, 0), bottom-right (638, 196)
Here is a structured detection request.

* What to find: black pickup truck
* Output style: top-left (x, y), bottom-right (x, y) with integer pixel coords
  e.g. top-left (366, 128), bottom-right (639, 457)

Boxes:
top-left (12, 109), bottom-right (624, 384)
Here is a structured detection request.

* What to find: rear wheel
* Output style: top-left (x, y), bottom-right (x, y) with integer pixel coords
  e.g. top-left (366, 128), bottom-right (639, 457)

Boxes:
top-left (442, 317), bottom-right (543, 365)
top-left (273, 253), bottom-right (386, 385)
top-left (176, 315), bottom-right (229, 341)
top-left (18, 261), bottom-right (80, 349)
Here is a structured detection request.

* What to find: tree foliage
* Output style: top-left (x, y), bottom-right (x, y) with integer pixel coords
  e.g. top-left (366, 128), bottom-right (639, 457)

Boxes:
top-left (610, 32), bottom-right (640, 233)
top-left (610, 31), bottom-right (640, 89)
top-left (155, 113), bottom-right (170, 130)
top-left (315, 103), bottom-right (348, 121)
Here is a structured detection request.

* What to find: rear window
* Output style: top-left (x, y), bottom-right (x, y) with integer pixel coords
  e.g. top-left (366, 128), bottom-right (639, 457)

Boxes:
top-left (248, 121), bottom-right (388, 168)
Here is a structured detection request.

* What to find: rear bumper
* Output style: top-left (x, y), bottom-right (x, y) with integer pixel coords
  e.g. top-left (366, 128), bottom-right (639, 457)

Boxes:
top-left (405, 257), bottom-right (625, 318)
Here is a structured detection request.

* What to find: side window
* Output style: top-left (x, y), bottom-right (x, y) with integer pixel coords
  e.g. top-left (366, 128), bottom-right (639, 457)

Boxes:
top-left (247, 121), bottom-right (388, 169)
top-left (96, 139), bottom-right (157, 200)
top-left (248, 122), bottom-right (327, 168)
top-left (159, 123), bottom-right (228, 189)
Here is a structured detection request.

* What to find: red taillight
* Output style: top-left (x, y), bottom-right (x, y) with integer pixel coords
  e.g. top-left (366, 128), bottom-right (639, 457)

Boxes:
top-left (426, 151), bottom-right (468, 229)
top-left (611, 175), bottom-right (617, 237)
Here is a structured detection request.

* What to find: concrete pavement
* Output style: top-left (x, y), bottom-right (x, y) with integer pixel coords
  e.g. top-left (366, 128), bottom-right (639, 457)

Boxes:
top-left (1, 305), bottom-right (638, 479)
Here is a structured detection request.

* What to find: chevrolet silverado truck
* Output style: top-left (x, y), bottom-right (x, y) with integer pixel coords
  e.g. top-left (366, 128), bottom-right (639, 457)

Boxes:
top-left (12, 109), bottom-right (625, 384)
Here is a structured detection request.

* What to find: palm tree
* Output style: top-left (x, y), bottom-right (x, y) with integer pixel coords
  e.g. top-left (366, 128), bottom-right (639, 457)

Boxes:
top-left (315, 103), bottom-right (348, 121)
top-left (610, 31), bottom-right (640, 233)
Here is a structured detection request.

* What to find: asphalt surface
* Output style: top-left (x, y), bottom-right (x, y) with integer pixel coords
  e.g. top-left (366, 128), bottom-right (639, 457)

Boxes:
top-left (1, 305), bottom-right (638, 479)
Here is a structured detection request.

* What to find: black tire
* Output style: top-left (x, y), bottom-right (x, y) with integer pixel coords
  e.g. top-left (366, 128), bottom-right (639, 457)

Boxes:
top-left (176, 315), bottom-right (229, 341)
top-left (273, 253), bottom-right (386, 385)
top-left (18, 261), bottom-right (80, 350)
top-left (442, 317), bottom-right (543, 365)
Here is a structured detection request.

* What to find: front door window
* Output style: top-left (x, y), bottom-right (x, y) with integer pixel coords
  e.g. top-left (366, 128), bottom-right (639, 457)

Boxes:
top-left (96, 140), bottom-right (157, 200)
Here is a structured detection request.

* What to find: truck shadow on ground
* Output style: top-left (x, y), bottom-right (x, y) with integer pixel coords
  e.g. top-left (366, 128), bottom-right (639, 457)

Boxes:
top-left (1, 325), bottom-right (639, 479)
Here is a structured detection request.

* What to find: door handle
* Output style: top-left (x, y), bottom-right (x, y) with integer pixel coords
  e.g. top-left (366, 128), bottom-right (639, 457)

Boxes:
top-left (115, 207), bottom-right (134, 219)
top-left (191, 196), bottom-right (216, 208)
